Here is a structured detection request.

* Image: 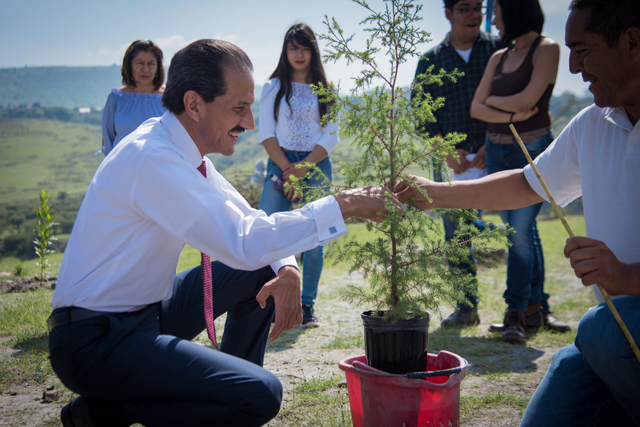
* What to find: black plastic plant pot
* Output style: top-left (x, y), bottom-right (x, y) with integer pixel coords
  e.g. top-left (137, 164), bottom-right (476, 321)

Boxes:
top-left (361, 310), bottom-right (430, 375)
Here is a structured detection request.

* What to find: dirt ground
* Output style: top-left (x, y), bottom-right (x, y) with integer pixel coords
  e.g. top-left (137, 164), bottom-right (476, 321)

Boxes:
top-left (0, 268), bottom-right (583, 427)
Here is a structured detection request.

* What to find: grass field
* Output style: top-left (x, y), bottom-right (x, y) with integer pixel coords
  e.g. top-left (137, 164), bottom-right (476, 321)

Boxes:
top-left (0, 119), bottom-right (102, 204)
top-left (0, 214), bottom-right (592, 426)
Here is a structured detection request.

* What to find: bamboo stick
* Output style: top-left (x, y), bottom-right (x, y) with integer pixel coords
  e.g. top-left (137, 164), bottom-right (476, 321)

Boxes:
top-left (508, 124), bottom-right (640, 363)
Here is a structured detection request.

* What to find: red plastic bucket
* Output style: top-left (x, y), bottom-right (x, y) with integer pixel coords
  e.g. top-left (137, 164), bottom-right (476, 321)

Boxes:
top-left (339, 351), bottom-right (467, 427)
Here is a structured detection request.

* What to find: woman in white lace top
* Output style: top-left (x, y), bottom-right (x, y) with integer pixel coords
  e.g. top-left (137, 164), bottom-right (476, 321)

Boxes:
top-left (257, 23), bottom-right (339, 327)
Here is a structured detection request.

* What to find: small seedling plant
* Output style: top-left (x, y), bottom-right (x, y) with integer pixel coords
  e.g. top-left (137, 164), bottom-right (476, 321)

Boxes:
top-left (34, 189), bottom-right (57, 283)
top-left (310, 0), bottom-right (508, 320)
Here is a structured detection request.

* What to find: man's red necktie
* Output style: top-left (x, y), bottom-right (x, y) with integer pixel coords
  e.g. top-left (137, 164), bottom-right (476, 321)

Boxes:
top-left (197, 159), bottom-right (218, 350)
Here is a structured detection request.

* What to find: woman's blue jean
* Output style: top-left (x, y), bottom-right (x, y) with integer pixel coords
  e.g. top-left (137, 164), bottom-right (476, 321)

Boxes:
top-left (485, 133), bottom-right (552, 313)
top-left (521, 296), bottom-right (640, 426)
top-left (259, 151), bottom-right (332, 306)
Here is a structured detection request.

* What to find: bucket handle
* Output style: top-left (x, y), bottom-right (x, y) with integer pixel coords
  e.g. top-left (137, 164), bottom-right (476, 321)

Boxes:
top-left (351, 359), bottom-right (470, 379)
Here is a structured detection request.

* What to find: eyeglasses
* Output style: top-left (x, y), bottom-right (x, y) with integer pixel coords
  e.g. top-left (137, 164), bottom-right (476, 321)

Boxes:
top-left (452, 6), bottom-right (487, 17)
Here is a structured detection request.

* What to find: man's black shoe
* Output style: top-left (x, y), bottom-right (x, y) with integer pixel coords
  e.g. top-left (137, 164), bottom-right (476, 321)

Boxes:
top-left (61, 396), bottom-right (95, 427)
top-left (543, 313), bottom-right (571, 332)
top-left (441, 307), bottom-right (480, 328)
top-left (502, 307), bottom-right (526, 343)
top-left (301, 304), bottom-right (320, 327)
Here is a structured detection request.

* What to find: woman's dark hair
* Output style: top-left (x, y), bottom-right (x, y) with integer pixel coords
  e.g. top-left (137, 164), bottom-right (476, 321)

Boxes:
top-left (121, 40), bottom-right (165, 91)
top-left (269, 24), bottom-right (334, 122)
top-left (496, 0), bottom-right (545, 47)
top-left (162, 39), bottom-right (253, 115)
top-left (570, 0), bottom-right (640, 48)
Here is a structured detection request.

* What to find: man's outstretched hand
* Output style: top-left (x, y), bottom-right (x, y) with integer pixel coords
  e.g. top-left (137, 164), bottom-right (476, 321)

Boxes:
top-left (394, 175), bottom-right (437, 211)
top-left (255, 265), bottom-right (302, 342)
top-left (334, 185), bottom-right (403, 222)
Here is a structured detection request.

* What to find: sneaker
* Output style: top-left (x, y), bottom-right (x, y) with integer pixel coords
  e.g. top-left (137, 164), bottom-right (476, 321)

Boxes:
top-left (301, 304), bottom-right (320, 328)
top-left (441, 307), bottom-right (480, 328)
top-left (502, 307), bottom-right (526, 343)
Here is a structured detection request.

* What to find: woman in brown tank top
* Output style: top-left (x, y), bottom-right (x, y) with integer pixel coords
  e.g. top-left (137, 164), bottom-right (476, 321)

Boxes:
top-left (469, 0), bottom-right (570, 343)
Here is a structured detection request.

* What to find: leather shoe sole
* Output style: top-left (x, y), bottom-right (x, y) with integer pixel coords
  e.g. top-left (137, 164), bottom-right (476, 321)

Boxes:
top-left (489, 323), bottom-right (540, 333)
top-left (502, 327), bottom-right (526, 343)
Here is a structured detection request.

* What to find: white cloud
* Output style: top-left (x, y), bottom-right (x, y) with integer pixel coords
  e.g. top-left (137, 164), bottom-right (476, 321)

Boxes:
top-left (212, 33), bottom-right (239, 44)
top-left (154, 35), bottom-right (189, 52)
top-left (152, 34), bottom-right (242, 65)
top-left (96, 47), bottom-right (113, 57)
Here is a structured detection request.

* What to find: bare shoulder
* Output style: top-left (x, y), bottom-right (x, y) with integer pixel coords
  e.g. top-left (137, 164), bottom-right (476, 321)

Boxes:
top-left (489, 48), bottom-right (508, 64)
top-left (118, 85), bottom-right (133, 93)
top-left (535, 38), bottom-right (560, 61)
top-left (539, 37), bottom-right (559, 48)
top-left (154, 85), bottom-right (165, 95)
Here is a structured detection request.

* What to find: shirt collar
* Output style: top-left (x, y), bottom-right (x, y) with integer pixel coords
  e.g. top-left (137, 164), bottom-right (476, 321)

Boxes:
top-left (603, 106), bottom-right (635, 132)
top-left (442, 31), bottom-right (489, 49)
top-left (160, 111), bottom-right (203, 168)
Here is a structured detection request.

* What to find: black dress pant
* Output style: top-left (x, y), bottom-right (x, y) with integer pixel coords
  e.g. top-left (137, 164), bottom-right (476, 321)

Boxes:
top-left (49, 263), bottom-right (281, 427)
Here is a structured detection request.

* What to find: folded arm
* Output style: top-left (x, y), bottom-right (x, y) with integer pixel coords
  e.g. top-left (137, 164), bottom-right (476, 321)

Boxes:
top-left (485, 41), bottom-right (559, 113)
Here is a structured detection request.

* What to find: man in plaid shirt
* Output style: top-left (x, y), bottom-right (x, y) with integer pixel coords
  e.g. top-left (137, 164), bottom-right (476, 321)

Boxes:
top-left (412, 0), bottom-right (500, 327)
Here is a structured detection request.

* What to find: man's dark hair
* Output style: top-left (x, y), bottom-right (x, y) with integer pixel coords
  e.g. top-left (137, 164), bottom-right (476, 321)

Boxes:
top-left (569, 0), bottom-right (640, 48)
top-left (162, 39), bottom-right (253, 115)
top-left (496, 0), bottom-right (544, 47)
top-left (443, 0), bottom-right (460, 9)
top-left (121, 40), bottom-right (165, 91)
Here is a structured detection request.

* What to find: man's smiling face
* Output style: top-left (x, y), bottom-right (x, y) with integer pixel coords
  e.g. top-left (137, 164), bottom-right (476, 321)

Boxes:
top-left (565, 8), bottom-right (634, 109)
top-left (193, 68), bottom-right (256, 156)
top-left (446, 0), bottom-right (483, 43)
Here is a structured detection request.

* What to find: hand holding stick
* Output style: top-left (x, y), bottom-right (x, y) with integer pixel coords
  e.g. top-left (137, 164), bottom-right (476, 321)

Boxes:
top-left (509, 124), bottom-right (640, 364)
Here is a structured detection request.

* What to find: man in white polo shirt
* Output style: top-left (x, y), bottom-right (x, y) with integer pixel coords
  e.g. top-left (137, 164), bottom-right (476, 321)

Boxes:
top-left (396, 0), bottom-right (640, 424)
top-left (50, 39), bottom-right (397, 427)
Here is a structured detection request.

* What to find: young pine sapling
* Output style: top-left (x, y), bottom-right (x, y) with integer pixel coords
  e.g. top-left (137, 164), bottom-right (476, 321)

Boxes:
top-left (311, 0), bottom-right (508, 320)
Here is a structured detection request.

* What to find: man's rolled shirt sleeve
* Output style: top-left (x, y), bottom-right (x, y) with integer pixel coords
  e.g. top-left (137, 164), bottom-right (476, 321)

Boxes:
top-left (523, 122), bottom-right (582, 208)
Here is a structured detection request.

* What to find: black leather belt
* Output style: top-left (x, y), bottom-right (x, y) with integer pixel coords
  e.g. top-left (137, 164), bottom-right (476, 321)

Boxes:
top-left (47, 307), bottom-right (115, 330)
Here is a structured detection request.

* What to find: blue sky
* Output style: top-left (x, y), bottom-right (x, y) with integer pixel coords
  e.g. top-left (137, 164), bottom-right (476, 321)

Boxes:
top-left (1, 0), bottom-right (589, 96)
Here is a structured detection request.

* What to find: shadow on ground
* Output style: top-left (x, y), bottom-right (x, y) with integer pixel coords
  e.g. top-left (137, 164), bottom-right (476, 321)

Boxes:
top-left (429, 327), bottom-right (545, 375)
top-left (266, 325), bottom-right (309, 352)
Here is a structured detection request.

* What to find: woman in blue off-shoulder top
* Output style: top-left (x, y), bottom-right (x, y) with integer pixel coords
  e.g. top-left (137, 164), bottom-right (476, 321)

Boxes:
top-left (101, 40), bottom-right (166, 156)
top-left (258, 24), bottom-right (339, 328)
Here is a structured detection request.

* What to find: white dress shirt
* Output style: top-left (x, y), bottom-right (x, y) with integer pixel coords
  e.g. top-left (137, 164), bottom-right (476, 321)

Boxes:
top-left (524, 104), bottom-right (640, 304)
top-left (53, 111), bottom-right (347, 312)
top-left (257, 78), bottom-right (339, 153)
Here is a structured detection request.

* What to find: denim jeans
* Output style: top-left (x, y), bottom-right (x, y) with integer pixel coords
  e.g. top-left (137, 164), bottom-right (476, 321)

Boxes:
top-left (259, 151), bottom-right (332, 306)
top-left (434, 172), bottom-right (479, 310)
top-left (49, 263), bottom-right (282, 426)
top-left (521, 296), bottom-right (640, 426)
top-left (485, 132), bottom-right (552, 313)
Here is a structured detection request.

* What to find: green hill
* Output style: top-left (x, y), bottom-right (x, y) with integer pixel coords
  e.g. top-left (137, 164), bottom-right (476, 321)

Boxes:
top-left (0, 119), bottom-right (103, 204)
top-left (0, 89), bottom-right (593, 205)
